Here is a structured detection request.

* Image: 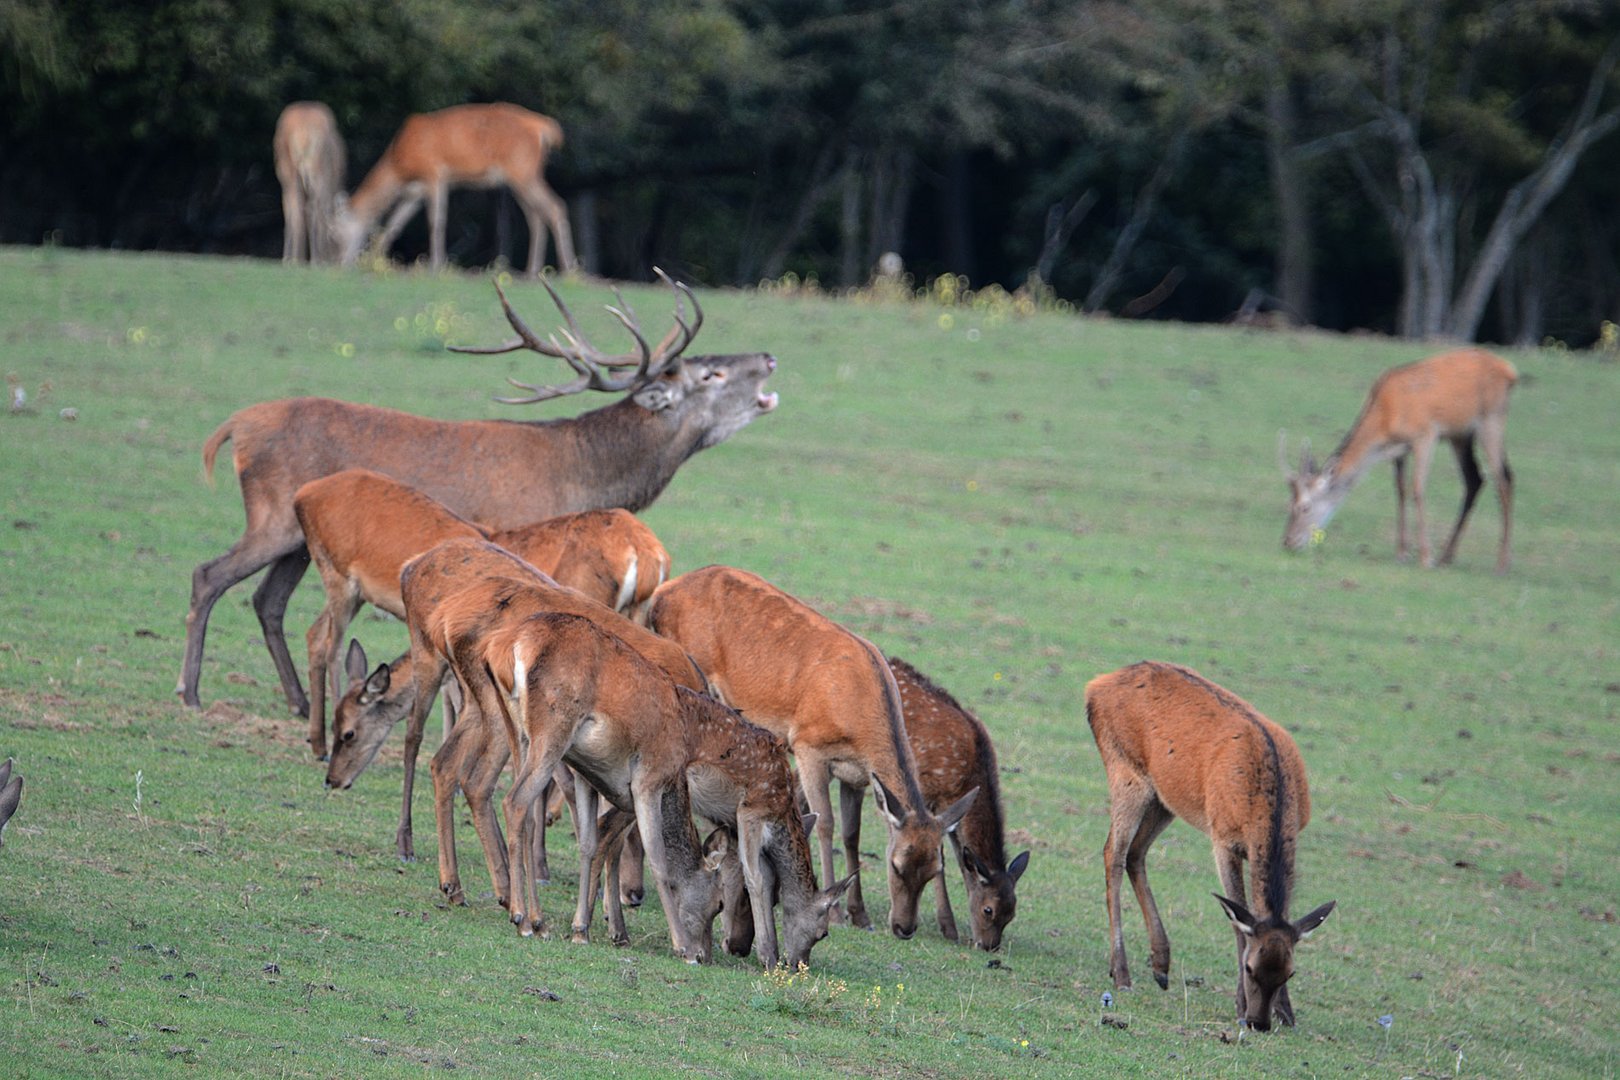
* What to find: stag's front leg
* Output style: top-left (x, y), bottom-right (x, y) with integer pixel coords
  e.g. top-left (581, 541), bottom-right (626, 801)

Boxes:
top-left (839, 779), bottom-right (873, 929)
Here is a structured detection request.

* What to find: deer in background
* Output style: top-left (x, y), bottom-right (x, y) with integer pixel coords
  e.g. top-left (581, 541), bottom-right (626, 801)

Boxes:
top-left (646, 565), bottom-right (979, 938)
top-left (0, 759), bottom-right (22, 849)
top-left (1085, 661), bottom-right (1335, 1031)
top-left (179, 272), bottom-right (776, 715)
top-left (1282, 349), bottom-right (1517, 572)
top-left (274, 102), bottom-right (347, 265)
top-left (887, 657), bottom-right (1030, 951)
top-left (293, 466), bottom-right (669, 758)
top-left (335, 102), bottom-right (576, 274)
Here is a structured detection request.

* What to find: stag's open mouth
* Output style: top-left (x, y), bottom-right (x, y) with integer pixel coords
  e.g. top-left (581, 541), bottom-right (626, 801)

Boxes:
top-left (757, 391), bottom-right (779, 412)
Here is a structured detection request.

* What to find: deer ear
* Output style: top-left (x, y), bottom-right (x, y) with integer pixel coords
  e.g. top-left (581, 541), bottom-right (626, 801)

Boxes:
top-left (825, 869), bottom-right (859, 905)
top-left (962, 846), bottom-right (993, 886)
top-left (632, 379), bottom-right (680, 412)
top-left (801, 812), bottom-right (819, 838)
top-left (1295, 900), bottom-right (1337, 938)
top-left (345, 639), bottom-right (369, 684)
top-left (938, 786), bottom-right (979, 832)
top-left (870, 773), bottom-right (909, 829)
top-left (1007, 849), bottom-right (1031, 884)
top-left (1213, 893), bottom-right (1258, 936)
top-left (361, 663), bottom-right (392, 701)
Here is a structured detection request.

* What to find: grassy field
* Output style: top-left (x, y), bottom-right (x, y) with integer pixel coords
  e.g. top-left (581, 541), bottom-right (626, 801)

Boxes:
top-left (0, 246), bottom-right (1616, 1078)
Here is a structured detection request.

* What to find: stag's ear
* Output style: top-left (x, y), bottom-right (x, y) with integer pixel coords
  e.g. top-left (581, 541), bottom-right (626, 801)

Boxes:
top-left (1295, 900), bottom-right (1337, 938)
top-left (1213, 893), bottom-right (1258, 936)
top-left (1007, 849), bottom-right (1031, 884)
top-left (631, 378), bottom-right (680, 412)
top-left (345, 639), bottom-right (369, 684)
top-left (871, 773), bottom-right (909, 829)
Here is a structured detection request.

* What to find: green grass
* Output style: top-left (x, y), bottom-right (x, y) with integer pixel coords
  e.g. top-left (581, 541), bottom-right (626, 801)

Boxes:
top-left (1, 246), bottom-right (1617, 1077)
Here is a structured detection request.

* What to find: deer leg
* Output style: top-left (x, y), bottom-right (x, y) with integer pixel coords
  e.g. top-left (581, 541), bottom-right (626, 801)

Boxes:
top-left (794, 754), bottom-right (844, 925)
top-left (1408, 434), bottom-right (1439, 567)
top-left (1214, 844), bottom-right (1250, 1022)
top-left (250, 547), bottom-right (313, 719)
top-left (936, 834), bottom-right (962, 943)
top-left (427, 180), bottom-right (449, 272)
top-left (585, 808), bottom-right (637, 946)
top-left (305, 588), bottom-right (362, 762)
top-left (736, 819), bottom-right (779, 970)
top-left (630, 781), bottom-right (697, 960)
top-left (1125, 798), bottom-right (1176, 989)
top-left (1437, 434), bottom-right (1484, 566)
top-left (1103, 774), bottom-right (1153, 990)
top-left (570, 772), bottom-right (601, 944)
top-left (502, 729), bottom-right (558, 938)
top-left (1392, 454), bottom-right (1410, 561)
top-left (431, 707), bottom-right (477, 907)
top-left (458, 710), bottom-right (512, 907)
top-left (394, 683), bottom-right (435, 864)
top-left (1479, 414), bottom-right (1514, 573)
top-left (179, 520), bottom-right (307, 710)
top-left (619, 823), bottom-right (646, 907)
top-left (531, 775), bottom-right (553, 886)
top-left (531, 179), bottom-right (576, 273)
top-left (375, 191), bottom-right (422, 260)
top-left (838, 778), bottom-right (873, 930)
top-left (281, 184), bottom-right (304, 263)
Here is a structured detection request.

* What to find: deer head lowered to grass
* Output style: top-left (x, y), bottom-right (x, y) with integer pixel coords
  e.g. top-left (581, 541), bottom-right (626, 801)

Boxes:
top-left (1085, 661), bottom-right (1335, 1031)
top-left (1282, 348), bottom-right (1517, 572)
top-left (179, 271), bottom-right (774, 718)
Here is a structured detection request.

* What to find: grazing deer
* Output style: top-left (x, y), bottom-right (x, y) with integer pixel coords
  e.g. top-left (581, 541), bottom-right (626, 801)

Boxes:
top-left (1085, 661), bottom-right (1336, 1031)
top-left (0, 759), bottom-right (21, 848)
top-left (1282, 348), bottom-right (1517, 572)
top-left (293, 466), bottom-right (669, 757)
top-left (646, 565), bottom-right (979, 938)
top-left (888, 657), bottom-right (1030, 951)
top-left (586, 689), bottom-right (855, 970)
top-left (179, 272), bottom-right (776, 714)
top-left (335, 102), bottom-right (576, 274)
top-left (456, 610), bottom-right (724, 959)
top-left (274, 102), bottom-right (347, 265)
top-left (324, 537), bottom-right (705, 866)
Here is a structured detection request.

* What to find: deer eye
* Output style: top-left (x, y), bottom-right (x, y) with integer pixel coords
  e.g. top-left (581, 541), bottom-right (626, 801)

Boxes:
top-left (981, 906), bottom-right (994, 919)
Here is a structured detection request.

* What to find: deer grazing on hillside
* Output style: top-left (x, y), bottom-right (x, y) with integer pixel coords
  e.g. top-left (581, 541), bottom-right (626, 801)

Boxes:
top-left (335, 102), bottom-right (576, 274)
top-left (646, 565), bottom-right (979, 938)
top-left (448, 608), bottom-right (725, 959)
top-left (294, 466), bottom-right (669, 758)
top-left (1085, 662), bottom-right (1336, 1031)
top-left (274, 102), bottom-right (347, 265)
top-left (179, 272), bottom-right (776, 715)
top-left (1282, 348), bottom-right (1517, 572)
top-left (888, 657), bottom-right (1030, 950)
top-left (585, 690), bottom-right (856, 970)
top-left (0, 759), bottom-right (22, 849)
top-left (325, 538), bottom-right (706, 868)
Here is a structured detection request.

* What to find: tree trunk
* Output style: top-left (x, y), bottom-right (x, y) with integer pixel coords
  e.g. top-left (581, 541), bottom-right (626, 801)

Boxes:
top-left (1264, 76), bottom-right (1314, 324)
top-left (941, 151), bottom-right (974, 280)
top-left (574, 190), bottom-right (600, 276)
top-left (839, 146), bottom-right (862, 288)
top-left (1085, 130), bottom-right (1187, 314)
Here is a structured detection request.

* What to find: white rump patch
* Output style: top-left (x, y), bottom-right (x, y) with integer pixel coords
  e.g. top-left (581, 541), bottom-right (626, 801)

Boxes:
top-left (615, 553), bottom-right (639, 612)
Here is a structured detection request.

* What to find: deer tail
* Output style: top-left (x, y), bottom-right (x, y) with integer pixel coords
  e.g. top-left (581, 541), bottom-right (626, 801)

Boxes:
top-left (200, 418), bottom-right (235, 487)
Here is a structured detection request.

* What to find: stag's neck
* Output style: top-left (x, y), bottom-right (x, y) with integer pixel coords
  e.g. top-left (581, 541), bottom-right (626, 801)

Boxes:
top-left (537, 399), bottom-right (702, 513)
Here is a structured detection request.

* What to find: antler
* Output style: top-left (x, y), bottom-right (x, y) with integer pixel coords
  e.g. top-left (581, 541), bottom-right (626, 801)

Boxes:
top-left (449, 269), bottom-right (704, 405)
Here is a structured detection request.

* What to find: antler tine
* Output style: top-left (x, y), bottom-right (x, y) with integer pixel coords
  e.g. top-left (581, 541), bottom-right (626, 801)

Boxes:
top-left (650, 267), bottom-right (703, 370)
top-left (447, 279), bottom-right (570, 358)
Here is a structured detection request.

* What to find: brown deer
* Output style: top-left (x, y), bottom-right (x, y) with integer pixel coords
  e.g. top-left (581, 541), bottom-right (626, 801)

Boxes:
top-left (1282, 348), bottom-right (1517, 572)
top-left (887, 657), bottom-right (1030, 951)
top-left (335, 102), bottom-right (576, 274)
top-left (0, 759), bottom-right (22, 849)
top-left (324, 537), bottom-right (705, 866)
top-left (274, 102), bottom-right (346, 265)
top-left (645, 565), bottom-right (979, 938)
top-left (585, 689), bottom-right (855, 970)
top-left (454, 610), bottom-right (724, 959)
top-left (293, 466), bottom-right (669, 757)
top-left (1085, 661), bottom-right (1335, 1031)
top-left (178, 272), bottom-right (776, 714)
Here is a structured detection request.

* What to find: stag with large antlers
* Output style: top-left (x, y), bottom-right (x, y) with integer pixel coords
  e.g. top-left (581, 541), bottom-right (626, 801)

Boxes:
top-left (179, 273), bottom-right (776, 715)
top-left (1282, 348), bottom-right (1517, 572)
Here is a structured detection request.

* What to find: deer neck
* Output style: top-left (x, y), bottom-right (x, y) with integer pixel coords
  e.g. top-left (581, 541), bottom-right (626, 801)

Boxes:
top-left (346, 158), bottom-right (407, 229)
top-left (1246, 730), bottom-right (1298, 921)
top-left (763, 818), bottom-right (820, 909)
top-left (543, 398), bottom-right (705, 513)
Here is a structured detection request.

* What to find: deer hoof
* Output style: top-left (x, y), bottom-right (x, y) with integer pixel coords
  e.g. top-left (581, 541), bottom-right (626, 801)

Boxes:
top-left (1154, 972), bottom-right (1169, 990)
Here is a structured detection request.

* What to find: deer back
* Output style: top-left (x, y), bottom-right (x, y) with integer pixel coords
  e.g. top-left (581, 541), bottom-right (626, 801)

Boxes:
top-left (491, 508), bottom-right (670, 614)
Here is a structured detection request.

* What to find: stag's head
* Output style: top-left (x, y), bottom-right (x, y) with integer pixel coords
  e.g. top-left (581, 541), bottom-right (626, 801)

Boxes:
top-left (450, 270), bottom-right (778, 442)
top-left (1281, 436), bottom-right (1337, 551)
top-left (872, 776), bottom-right (979, 940)
top-left (325, 641), bottom-right (413, 791)
top-left (1215, 895), bottom-right (1336, 1031)
top-left (960, 846), bottom-right (1030, 951)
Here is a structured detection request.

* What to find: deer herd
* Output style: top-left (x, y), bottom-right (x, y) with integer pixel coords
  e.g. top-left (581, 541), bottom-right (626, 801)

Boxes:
top-left (151, 97), bottom-right (1522, 1034)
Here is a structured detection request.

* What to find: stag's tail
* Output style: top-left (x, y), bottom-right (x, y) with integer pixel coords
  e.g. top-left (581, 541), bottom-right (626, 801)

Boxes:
top-left (201, 418), bottom-right (235, 487)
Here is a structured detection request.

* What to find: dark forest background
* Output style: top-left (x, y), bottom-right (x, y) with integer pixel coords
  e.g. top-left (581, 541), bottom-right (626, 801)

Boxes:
top-left (4, 0), bottom-right (1619, 344)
